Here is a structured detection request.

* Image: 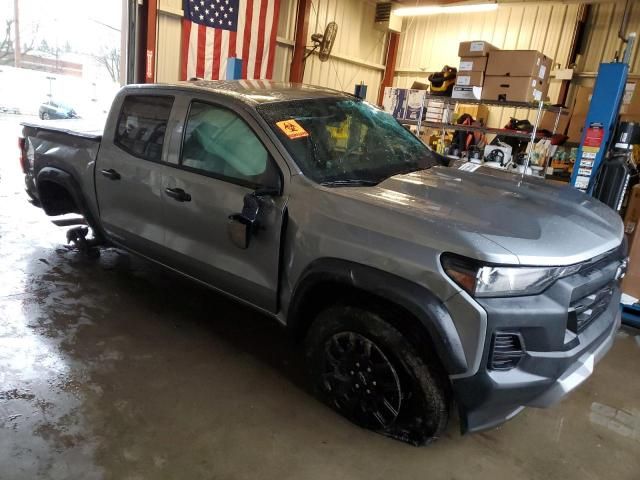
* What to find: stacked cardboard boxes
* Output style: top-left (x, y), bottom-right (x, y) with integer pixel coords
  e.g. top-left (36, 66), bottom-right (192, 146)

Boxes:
top-left (453, 41), bottom-right (497, 100)
top-left (620, 82), bottom-right (640, 122)
top-left (482, 50), bottom-right (552, 103)
top-left (424, 99), bottom-right (447, 123)
top-left (564, 82), bottom-right (640, 145)
top-left (452, 42), bottom-right (553, 103)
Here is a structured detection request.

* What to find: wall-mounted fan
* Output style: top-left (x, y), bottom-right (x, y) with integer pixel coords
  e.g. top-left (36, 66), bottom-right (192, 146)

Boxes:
top-left (304, 21), bottom-right (338, 62)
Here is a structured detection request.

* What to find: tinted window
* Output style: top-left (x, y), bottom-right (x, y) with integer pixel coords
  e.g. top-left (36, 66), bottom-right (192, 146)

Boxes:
top-left (115, 95), bottom-right (174, 162)
top-left (257, 98), bottom-right (438, 185)
top-left (180, 102), bottom-right (278, 188)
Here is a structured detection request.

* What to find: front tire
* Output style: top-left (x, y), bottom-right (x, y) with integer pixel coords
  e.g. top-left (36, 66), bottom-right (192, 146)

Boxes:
top-left (305, 306), bottom-right (449, 445)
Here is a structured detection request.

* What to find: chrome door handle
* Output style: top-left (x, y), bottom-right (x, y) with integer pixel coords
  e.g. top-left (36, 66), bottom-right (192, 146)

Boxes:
top-left (100, 168), bottom-right (120, 180)
top-left (165, 187), bottom-right (191, 202)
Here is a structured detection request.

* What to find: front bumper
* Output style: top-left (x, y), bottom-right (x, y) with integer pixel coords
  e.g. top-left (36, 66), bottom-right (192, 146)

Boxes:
top-left (528, 309), bottom-right (618, 408)
top-left (452, 300), bottom-right (620, 432)
top-left (449, 248), bottom-right (625, 433)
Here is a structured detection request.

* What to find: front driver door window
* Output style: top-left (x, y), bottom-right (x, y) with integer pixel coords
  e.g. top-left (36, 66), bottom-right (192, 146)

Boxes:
top-left (162, 100), bottom-right (285, 312)
top-left (180, 102), bottom-right (279, 189)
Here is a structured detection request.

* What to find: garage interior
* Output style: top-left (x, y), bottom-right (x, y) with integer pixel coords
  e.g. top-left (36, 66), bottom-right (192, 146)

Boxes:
top-left (2, 0), bottom-right (640, 478)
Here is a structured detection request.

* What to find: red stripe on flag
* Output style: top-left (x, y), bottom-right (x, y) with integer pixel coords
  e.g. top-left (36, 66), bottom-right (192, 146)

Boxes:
top-left (241, 0), bottom-right (254, 78)
top-left (212, 28), bottom-right (222, 79)
top-left (254, 0), bottom-right (269, 78)
top-left (265, 0), bottom-right (281, 79)
top-left (196, 25), bottom-right (207, 78)
top-left (180, 19), bottom-right (192, 81)
top-left (229, 30), bottom-right (237, 61)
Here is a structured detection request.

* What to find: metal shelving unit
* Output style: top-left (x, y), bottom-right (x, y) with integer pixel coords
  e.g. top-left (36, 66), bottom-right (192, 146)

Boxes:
top-left (402, 119), bottom-right (535, 140)
top-left (400, 94), bottom-right (570, 178)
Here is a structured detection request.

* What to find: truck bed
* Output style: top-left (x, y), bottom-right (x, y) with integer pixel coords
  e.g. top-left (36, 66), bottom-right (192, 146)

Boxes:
top-left (21, 117), bottom-right (106, 140)
top-left (21, 117), bottom-right (105, 222)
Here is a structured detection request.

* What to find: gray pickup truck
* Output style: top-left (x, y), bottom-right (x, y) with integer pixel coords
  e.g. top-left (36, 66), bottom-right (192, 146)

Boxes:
top-left (20, 81), bottom-right (627, 445)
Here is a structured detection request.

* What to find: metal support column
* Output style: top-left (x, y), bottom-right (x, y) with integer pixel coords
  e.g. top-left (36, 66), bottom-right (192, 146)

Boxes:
top-left (289, 0), bottom-right (311, 83)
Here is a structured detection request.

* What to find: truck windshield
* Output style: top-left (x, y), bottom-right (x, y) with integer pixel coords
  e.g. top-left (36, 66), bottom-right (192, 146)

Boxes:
top-left (257, 98), bottom-right (438, 186)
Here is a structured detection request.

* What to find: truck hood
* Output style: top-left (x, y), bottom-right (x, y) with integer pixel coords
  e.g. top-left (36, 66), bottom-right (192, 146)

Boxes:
top-left (332, 165), bottom-right (623, 266)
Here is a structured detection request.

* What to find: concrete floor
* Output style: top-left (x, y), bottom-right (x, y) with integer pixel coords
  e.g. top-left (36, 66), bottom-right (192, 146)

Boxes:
top-left (1, 113), bottom-right (639, 480)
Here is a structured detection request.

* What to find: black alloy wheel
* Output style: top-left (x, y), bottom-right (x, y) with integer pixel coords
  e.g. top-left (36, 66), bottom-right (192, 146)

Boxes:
top-left (320, 331), bottom-right (402, 429)
top-left (305, 305), bottom-right (449, 445)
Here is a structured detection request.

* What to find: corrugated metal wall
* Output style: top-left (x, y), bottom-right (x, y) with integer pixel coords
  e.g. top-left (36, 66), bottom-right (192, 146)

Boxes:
top-left (302, 0), bottom-right (387, 103)
top-left (394, 3), bottom-right (580, 127)
top-left (156, 0), bottom-right (183, 83)
top-left (576, 1), bottom-right (640, 81)
top-left (272, 0), bottom-right (296, 84)
top-left (155, 1), bottom-right (639, 112)
top-left (154, 0), bottom-right (387, 103)
top-left (273, 0), bottom-right (388, 103)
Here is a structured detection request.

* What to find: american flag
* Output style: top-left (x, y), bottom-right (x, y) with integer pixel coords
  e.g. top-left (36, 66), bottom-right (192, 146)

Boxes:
top-left (181, 0), bottom-right (281, 81)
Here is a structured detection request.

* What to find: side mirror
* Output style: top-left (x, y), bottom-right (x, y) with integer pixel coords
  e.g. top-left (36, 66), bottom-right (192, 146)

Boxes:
top-left (228, 188), bottom-right (277, 249)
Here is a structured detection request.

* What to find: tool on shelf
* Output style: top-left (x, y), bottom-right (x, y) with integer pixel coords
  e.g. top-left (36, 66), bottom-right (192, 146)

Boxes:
top-left (399, 93), bottom-right (569, 178)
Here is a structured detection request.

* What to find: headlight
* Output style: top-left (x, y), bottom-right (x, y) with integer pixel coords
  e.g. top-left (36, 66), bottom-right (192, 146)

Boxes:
top-left (441, 254), bottom-right (582, 298)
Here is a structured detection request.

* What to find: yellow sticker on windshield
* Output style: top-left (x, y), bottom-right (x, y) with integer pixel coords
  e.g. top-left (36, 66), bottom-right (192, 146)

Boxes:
top-left (276, 119), bottom-right (309, 139)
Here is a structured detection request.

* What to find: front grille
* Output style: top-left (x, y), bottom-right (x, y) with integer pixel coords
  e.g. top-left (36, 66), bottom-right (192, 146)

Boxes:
top-left (489, 333), bottom-right (524, 371)
top-left (568, 285), bottom-right (614, 333)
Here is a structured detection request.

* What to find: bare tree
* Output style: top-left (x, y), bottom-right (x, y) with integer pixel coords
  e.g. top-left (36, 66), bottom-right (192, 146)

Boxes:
top-left (0, 19), bottom-right (36, 65)
top-left (92, 47), bottom-right (120, 83)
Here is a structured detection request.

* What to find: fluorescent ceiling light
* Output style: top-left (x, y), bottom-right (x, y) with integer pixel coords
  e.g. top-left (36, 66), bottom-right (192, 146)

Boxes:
top-left (393, 4), bottom-right (498, 17)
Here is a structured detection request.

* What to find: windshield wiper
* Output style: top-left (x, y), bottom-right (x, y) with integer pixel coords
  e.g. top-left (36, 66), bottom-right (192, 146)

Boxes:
top-left (320, 179), bottom-right (380, 187)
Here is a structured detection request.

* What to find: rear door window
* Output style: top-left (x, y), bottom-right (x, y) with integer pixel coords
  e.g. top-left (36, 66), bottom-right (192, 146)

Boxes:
top-left (115, 95), bottom-right (174, 162)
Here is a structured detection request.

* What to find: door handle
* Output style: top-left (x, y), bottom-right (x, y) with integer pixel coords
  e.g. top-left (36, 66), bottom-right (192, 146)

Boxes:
top-left (165, 187), bottom-right (191, 202)
top-left (100, 168), bottom-right (121, 180)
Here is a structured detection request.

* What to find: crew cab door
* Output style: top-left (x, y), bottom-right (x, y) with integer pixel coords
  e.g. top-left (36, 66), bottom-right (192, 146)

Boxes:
top-left (162, 97), bottom-right (287, 313)
top-left (96, 93), bottom-right (173, 255)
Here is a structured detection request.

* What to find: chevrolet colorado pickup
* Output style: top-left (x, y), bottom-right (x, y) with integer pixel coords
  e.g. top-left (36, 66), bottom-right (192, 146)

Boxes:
top-left (20, 81), bottom-right (627, 445)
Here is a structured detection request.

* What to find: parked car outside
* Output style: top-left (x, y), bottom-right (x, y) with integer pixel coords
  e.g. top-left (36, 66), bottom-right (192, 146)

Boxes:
top-left (39, 100), bottom-right (79, 120)
top-left (0, 104), bottom-right (21, 114)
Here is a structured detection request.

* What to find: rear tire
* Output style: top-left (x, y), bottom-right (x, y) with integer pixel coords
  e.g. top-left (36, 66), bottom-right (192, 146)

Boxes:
top-left (305, 305), bottom-right (449, 445)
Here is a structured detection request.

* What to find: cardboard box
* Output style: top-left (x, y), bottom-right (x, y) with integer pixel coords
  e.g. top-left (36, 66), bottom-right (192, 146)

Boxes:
top-left (424, 114), bottom-right (446, 122)
top-left (481, 76), bottom-right (548, 103)
top-left (382, 87), bottom-right (408, 119)
top-left (486, 50), bottom-right (552, 81)
top-left (452, 85), bottom-right (482, 100)
top-left (539, 110), bottom-right (570, 134)
top-left (456, 71), bottom-right (484, 87)
top-left (566, 113), bottom-right (587, 143)
top-left (622, 223), bottom-right (640, 298)
top-left (458, 57), bottom-right (488, 72)
top-left (624, 184), bottom-right (640, 246)
top-left (404, 89), bottom-right (427, 121)
top-left (458, 40), bottom-right (497, 57)
top-left (571, 85), bottom-right (593, 116)
top-left (620, 82), bottom-right (640, 121)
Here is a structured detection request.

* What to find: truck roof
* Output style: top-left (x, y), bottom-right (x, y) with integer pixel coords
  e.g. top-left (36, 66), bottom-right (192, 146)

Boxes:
top-left (129, 80), bottom-right (353, 106)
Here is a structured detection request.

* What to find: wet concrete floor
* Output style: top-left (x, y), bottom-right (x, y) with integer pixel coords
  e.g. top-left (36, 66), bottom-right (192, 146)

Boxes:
top-left (1, 113), bottom-right (639, 479)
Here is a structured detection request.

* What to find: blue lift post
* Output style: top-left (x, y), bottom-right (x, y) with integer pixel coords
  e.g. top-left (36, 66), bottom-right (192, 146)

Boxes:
top-left (622, 304), bottom-right (640, 329)
top-left (567, 62), bottom-right (640, 329)
top-left (570, 62), bottom-right (629, 193)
